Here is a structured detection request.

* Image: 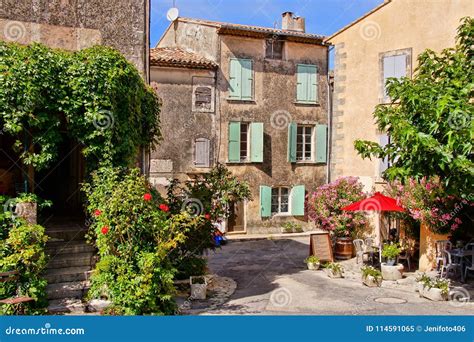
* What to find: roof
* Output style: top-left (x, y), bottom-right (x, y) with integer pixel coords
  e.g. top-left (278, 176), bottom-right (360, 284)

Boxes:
top-left (150, 47), bottom-right (218, 70)
top-left (325, 1), bottom-right (392, 41)
top-left (177, 17), bottom-right (328, 45)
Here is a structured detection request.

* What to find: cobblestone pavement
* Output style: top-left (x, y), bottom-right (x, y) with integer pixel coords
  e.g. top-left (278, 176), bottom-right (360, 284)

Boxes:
top-left (204, 237), bottom-right (474, 315)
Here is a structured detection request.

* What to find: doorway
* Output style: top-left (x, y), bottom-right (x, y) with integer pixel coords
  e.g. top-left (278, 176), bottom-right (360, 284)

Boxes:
top-left (227, 201), bottom-right (245, 233)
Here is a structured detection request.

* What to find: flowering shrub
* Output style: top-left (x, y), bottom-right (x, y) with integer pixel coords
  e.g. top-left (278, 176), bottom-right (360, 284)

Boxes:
top-left (306, 177), bottom-right (367, 237)
top-left (386, 177), bottom-right (472, 234)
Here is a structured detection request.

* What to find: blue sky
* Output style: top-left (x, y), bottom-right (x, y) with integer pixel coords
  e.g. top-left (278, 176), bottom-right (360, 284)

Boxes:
top-left (150, 0), bottom-right (384, 46)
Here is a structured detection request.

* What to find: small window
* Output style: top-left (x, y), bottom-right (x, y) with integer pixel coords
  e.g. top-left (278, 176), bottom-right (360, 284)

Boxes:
top-left (381, 51), bottom-right (410, 102)
top-left (194, 86), bottom-right (212, 111)
top-left (296, 64), bottom-right (318, 104)
top-left (271, 187), bottom-right (289, 215)
top-left (194, 138), bottom-right (210, 167)
top-left (265, 38), bottom-right (283, 60)
top-left (229, 58), bottom-right (253, 100)
top-left (296, 126), bottom-right (313, 161)
top-left (240, 123), bottom-right (250, 162)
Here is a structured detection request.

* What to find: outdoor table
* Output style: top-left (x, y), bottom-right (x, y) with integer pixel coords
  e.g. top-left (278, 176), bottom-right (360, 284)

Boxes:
top-left (450, 248), bottom-right (474, 282)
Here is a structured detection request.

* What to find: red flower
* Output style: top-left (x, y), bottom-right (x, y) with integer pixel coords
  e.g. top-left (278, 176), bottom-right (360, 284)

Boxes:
top-left (101, 226), bottom-right (109, 235)
top-left (94, 209), bottom-right (102, 217)
top-left (143, 193), bottom-right (152, 201)
top-left (204, 213), bottom-right (211, 220)
top-left (159, 204), bottom-right (169, 212)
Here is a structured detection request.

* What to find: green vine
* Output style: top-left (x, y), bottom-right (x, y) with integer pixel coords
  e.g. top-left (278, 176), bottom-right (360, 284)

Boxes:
top-left (0, 42), bottom-right (161, 171)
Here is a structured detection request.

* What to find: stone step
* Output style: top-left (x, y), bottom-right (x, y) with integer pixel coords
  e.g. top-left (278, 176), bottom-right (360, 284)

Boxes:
top-left (47, 252), bottom-right (95, 269)
top-left (45, 266), bottom-right (92, 284)
top-left (47, 298), bottom-right (87, 314)
top-left (46, 281), bottom-right (90, 300)
top-left (46, 224), bottom-right (88, 242)
top-left (46, 241), bottom-right (95, 255)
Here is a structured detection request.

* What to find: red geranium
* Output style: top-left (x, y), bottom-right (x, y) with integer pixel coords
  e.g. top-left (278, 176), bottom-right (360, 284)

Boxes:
top-left (159, 203), bottom-right (169, 212)
top-left (204, 213), bottom-right (211, 220)
top-left (101, 226), bottom-right (109, 235)
top-left (94, 209), bottom-right (102, 217)
top-left (143, 193), bottom-right (152, 201)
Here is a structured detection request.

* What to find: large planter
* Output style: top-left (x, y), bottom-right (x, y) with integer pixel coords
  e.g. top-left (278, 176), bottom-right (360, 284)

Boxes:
top-left (419, 285), bottom-right (448, 301)
top-left (363, 275), bottom-right (382, 287)
top-left (15, 202), bottom-right (37, 225)
top-left (307, 262), bottom-right (320, 270)
top-left (326, 269), bottom-right (343, 278)
top-left (335, 237), bottom-right (353, 260)
top-left (381, 263), bottom-right (404, 280)
top-left (190, 276), bottom-right (207, 300)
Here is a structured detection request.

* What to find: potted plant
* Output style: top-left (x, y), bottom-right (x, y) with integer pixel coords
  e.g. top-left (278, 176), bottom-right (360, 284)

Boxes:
top-left (325, 262), bottom-right (344, 278)
top-left (11, 193), bottom-right (52, 225)
top-left (361, 266), bottom-right (382, 287)
top-left (305, 256), bottom-right (320, 270)
top-left (382, 243), bottom-right (401, 266)
top-left (190, 276), bottom-right (207, 300)
top-left (416, 275), bottom-right (449, 301)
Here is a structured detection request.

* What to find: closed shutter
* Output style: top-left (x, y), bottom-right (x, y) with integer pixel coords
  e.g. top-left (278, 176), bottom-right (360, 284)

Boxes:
top-left (393, 54), bottom-right (407, 78)
top-left (291, 185), bottom-right (305, 216)
top-left (241, 59), bottom-right (253, 100)
top-left (229, 59), bottom-right (242, 99)
top-left (287, 122), bottom-right (297, 163)
top-left (228, 122), bottom-right (241, 162)
top-left (195, 138), bottom-right (210, 167)
top-left (308, 65), bottom-right (318, 103)
top-left (260, 185), bottom-right (271, 218)
top-left (297, 64), bottom-right (317, 103)
top-left (250, 122), bottom-right (264, 162)
top-left (315, 124), bottom-right (328, 163)
top-left (296, 65), bottom-right (307, 102)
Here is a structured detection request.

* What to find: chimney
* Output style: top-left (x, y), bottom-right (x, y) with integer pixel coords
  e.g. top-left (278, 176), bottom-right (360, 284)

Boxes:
top-left (281, 12), bottom-right (305, 33)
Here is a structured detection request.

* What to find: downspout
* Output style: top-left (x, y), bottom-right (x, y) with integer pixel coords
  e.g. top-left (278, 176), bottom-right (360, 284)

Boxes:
top-left (326, 44), bottom-right (334, 184)
top-left (142, 0), bottom-right (151, 176)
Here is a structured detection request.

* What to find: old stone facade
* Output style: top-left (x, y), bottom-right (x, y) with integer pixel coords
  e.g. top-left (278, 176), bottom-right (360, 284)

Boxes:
top-left (151, 14), bottom-right (330, 234)
top-left (0, 0), bottom-right (150, 77)
top-left (327, 0), bottom-right (473, 191)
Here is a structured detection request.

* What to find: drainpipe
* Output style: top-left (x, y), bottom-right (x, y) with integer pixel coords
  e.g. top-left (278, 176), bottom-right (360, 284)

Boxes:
top-left (326, 44), bottom-right (334, 184)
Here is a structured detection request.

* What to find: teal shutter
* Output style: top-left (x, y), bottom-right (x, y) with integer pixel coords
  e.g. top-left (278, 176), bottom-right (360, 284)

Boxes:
top-left (228, 122), bottom-right (241, 162)
top-left (315, 124), bottom-right (328, 163)
top-left (287, 122), bottom-right (297, 163)
top-left (296, 65), bottom-right (307, 102)
top-left (296, 64), bottom-right (317, 103)
top-left (260, 185), bottom-right (271, 218)
top-left (291, 185), bottom-right (305, 216)
top-left (250, 122), bottom-right (264, 162)
top-left (241, 59), bottom-right (253, 100)
top-left (229, 59), bottom-right (242, 99)
top-left (308, 65), bottom-right (318, 103)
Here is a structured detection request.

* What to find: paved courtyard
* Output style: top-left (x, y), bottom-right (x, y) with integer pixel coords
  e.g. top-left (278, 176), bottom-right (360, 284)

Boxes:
top-left (205, 237), bottom-right (474, 315)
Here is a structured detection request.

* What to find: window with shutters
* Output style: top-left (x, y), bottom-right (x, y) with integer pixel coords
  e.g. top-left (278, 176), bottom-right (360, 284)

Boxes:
top-left (229, 58), bottom-right (253, 101)
top-left (194, 138), bottom-right (210, 167)
top-left (265, 38), bottom-right (284, 60)
top-left (228, 122), bottom-right (264, 163)
top-left (240, 123), bottom-right (250, 162)
top-left (380, 49), bottom-right (411, 103)
top-left (288, 123), bottom-right (327, 164)
top-left (271, 187), bottom-right (289, 215)
top-left (194, 86), bottom-right (212, 111)
top-left (296, 125), bottom-right (313, 161)
top-left (296, 64), bottom-right (318, 104)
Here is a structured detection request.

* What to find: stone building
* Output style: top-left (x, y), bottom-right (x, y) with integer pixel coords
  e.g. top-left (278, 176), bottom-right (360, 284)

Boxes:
top-left (150, 13), bottom-right (331, 234)
top-left (327, 0), bottom-right (472, 191)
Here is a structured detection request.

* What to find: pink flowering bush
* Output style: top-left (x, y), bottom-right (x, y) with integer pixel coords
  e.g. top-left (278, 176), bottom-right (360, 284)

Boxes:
top-left (386, 177), bottom-right (472, 234)
top-left (306, 177), bottom-right (368, 237)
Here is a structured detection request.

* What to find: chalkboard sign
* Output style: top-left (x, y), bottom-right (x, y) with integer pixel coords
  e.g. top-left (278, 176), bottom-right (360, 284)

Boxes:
top-left (309, 233), bottom-right (333, 262)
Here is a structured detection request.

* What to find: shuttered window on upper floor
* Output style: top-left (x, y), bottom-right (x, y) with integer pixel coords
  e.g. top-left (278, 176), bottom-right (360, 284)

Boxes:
top-left (229, 58), bottom-right (253, 100)
top-left (296, 64), bottom-right (318, 104)
top-left (382, 54), bottom-right (408, 102)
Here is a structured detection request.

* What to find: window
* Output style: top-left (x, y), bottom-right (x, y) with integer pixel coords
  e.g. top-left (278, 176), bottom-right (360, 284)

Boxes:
top-left (260, 185), bottom-right (305, 217)
top-left (194, 138), bottom-right (210, 167)
top-left (296, 126), bottom-right (312, 161)
top-left (265, 38), bottom-right (283, 60)
top-left (271, 187), bottom-right (289, 214)
top-left (380, 50), bottom-right (411, 102)
top-left (192, 76), bottom-right (215, 112)
top-left (194, 86), bottom-right (212, 111)
top-left (288, 123), bottom-right (327, 163)
top-left (228, 122), bottom-right (264, 163)
top-left (296, 64), bottom-right (318, 104)
top-left (229, 58), bottom-right (253, 100)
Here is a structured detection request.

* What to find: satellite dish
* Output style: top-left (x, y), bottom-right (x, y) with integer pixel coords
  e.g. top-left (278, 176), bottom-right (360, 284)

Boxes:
top-left (167, 7), bottom-right (179, 22)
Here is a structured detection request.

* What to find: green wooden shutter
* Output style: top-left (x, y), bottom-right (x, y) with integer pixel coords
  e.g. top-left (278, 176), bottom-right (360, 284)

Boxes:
top-left (250, 122), bottom-right (263, 162)
top-left (229, 58), bottom-right (242, 99)
top-left (291, 185), bottom-right (305, 216)
top-left (315, 124), bottom-right (328, 163)
top-left (260, 185), bottom-right (271, 218)
top-left (241, 59), bottom-right (253, 100)
top-left (287, 122), bottom-right (297, 163)
top-left (296, 65), bottom-right (307, 102)
top-left (308, 65), bottom-right (318, 103)
top-left (228, 122), bottom-right (241, 162)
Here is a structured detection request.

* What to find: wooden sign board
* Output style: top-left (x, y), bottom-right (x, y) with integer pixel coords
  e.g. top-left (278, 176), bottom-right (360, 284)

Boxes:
top-left (309, 233), bottom-right (334, 262)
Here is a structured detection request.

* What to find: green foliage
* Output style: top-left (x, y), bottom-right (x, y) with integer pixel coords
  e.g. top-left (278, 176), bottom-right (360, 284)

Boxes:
top-left (0, 222), bottom-right (49, 314)
top-left (361, 266), bottom-right (382, 285)
top-left (325, 262), bottom-right (343, 273)
top-left (417, 274), bottom-right (450, 296)
top-left (282, 222), bottom-right (303, 233)
top-left (381, 243), bottom-right (402, 260)
top-left (0, 42), bottom-right (161, 171)
top-left (354, 17), bottom-right (473, 198)
top-left (305, 255), bottom-right (320, 264)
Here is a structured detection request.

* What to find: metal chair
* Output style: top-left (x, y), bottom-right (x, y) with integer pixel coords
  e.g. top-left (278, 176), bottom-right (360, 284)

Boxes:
top-left (440, 250), bottom-right (461, 279)
top-left (464, 253), bottom-right (474, 281)
top-left (436, 240), bottom-right (452, 271)
top-left (353, 239), bottom-right (366, 264)
top-left (364, 237), bottom-right (377, 265)
top-left (463, 243), bottom-right (474, 251)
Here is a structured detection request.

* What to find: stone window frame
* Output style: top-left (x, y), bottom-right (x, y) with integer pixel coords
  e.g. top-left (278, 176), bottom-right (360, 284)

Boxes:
top-left (379, 48), bottom-right (412, 104)
top-left (191, 76), bottom-right (215, 113)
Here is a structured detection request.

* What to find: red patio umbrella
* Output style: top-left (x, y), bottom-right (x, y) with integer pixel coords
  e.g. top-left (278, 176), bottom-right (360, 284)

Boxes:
top-left (341, 192), bottom-right (405, 212)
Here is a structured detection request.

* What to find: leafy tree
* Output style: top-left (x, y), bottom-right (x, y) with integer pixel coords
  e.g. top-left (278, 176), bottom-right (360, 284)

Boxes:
top-left (354, 17), bottom-right (473, 198)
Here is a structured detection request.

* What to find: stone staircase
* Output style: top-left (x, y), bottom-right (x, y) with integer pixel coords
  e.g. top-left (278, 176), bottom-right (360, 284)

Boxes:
top-left (44, 220), bottom-right (96, 314)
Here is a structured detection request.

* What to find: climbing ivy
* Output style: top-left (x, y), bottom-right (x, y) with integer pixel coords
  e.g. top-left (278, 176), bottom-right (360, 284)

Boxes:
top-left (0, 42), bottom-right (161, 171)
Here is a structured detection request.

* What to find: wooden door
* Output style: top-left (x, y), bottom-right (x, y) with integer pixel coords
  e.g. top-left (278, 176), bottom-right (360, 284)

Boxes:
top-left (227, 201), bottom-right (245, 233)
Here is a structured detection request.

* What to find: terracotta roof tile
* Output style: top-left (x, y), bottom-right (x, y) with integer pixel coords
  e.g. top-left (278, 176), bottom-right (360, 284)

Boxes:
top-left (150, 47), bottom-right (217, 69)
